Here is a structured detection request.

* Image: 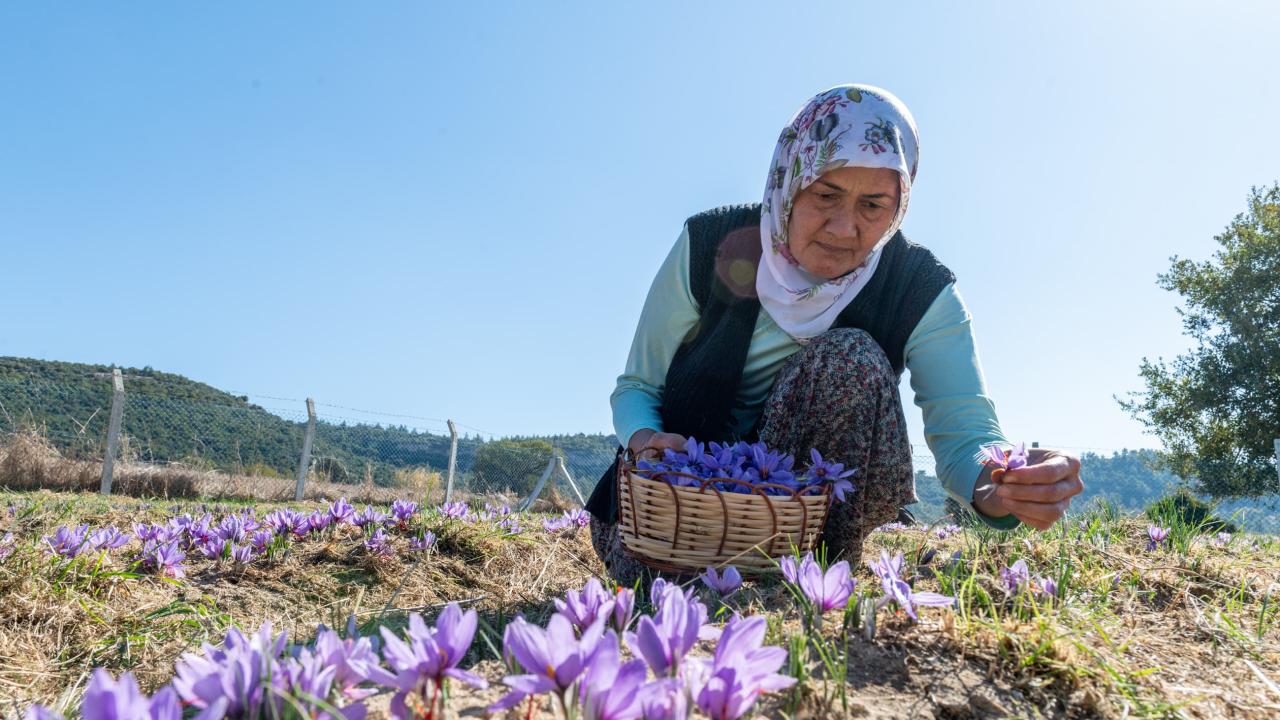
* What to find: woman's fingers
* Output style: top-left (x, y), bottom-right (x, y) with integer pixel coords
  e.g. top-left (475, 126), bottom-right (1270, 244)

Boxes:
top-left (995, 477), bottom-right (1082, 503)
top-left (1001, 497), bottom-right (1073, 528)
top-left (1000, 454), bottom-right (1081, 486)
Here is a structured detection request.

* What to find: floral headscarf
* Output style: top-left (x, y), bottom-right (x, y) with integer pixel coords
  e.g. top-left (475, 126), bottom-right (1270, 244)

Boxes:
top-left (756, 84), bottom-right (920, 341)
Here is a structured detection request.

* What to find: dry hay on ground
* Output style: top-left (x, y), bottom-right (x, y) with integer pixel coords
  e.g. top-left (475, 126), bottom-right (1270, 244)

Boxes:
top-left (1, 491), bottom-right (1278, 718)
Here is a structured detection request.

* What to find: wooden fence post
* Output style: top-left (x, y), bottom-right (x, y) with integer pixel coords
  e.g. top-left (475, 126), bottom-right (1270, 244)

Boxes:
top-left (1274, 438), bottom-right (1279, 489)
top-left (445, 420), bottom-right (459, 502)
top-left (556, 455), bottom-right (585, 506)
top-left (518, 453), bottom-right (559, 512)
top-left (100, 369), bottom-right (125, 495)
top-left (294, 398), bottom-right (317, 502)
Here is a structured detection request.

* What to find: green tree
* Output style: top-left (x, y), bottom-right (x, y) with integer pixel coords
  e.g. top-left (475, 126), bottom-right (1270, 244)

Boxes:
top-left (469, 439), bottom-right (553, 494)
top-left (1118, 184), bottom-right (1280, 498)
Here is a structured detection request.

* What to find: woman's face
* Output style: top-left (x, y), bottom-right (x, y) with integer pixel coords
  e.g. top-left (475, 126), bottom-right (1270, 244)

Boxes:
top-left (786, 166), bottom-right (902, 280)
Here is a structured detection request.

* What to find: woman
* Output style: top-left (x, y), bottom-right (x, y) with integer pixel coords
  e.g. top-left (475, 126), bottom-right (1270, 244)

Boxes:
top-left (585, 84), bottom-right (1083, 583)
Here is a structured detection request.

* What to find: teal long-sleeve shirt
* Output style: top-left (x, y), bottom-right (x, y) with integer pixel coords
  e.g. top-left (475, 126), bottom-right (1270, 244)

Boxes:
top-left (611, 223), bottom-right (1019, 530)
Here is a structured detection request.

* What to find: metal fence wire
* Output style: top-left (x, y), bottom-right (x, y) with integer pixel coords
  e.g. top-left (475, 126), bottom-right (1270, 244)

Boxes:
top-left (0, 367), bottom-right (1277, 533)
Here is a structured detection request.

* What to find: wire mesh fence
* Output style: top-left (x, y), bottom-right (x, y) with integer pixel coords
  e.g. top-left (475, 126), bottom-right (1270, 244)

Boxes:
top-left (0, 365), bottom-right (1278, 533)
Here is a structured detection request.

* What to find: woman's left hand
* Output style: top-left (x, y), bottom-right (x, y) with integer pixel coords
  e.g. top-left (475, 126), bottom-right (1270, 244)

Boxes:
top-left (993, 448), bottom-right (1085, 531)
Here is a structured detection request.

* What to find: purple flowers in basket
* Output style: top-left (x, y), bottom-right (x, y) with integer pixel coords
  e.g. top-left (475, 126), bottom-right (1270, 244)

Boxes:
top-left (634, 438), bottom-right (856, 502)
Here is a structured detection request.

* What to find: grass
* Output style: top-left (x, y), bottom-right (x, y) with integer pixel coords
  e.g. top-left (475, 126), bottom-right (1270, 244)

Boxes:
top-left (0, 489), bottom-right (1278, 719)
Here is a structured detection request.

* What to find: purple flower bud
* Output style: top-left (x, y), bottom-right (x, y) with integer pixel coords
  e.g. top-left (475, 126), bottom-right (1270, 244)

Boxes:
top-left (410, 531), bottom-right (436, 551)
top-left (329, 497), bottom-right (356, 525)
top-left (363, 528), bottom-right (393, 558)
top-left (700, 565), bottom-right (743, 597)
top-left (554, 577), bottom-right (615, 632)
top-left (1000, 559), bottom-right (1031, 593)
top-left (1146, 525), bottom-right (1170, 551)
top-left (438, 501), bottom-right (469, 519)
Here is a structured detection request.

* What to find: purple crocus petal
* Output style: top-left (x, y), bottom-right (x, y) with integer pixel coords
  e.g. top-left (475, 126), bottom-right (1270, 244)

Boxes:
top-left (1007, 442), bottom-right (1028, 470)
top-left (712, 615), bottom-right (766, 667)
top-left (821, 561), bottom-right (853, 612)
top-left (694, 667), bottom-right (737, 720)
top-left (982, 444), bottom-right (1007, 467)
top-left (640, 678), bottom-right (688, 720)
top-left (780, 555), bottom-right (799, 584)
top-left (831, 479), bottom-right (854, 503)
top-left (79, 669), bottom-right (151, 720)
top-left (910, 591), bottom-right (955, 608)
top-left (700, 565), bottom-right (742, 596)
top-left (146, 686), bottom-right (182, 720)
top-left (487, 674), bottom-right (557, 713)
top-left (629, 616), bottom-right (672, 676)
top-left (443, 666), bottom-right (489, 688)
top-left (24, 707), bottom-right (63, 720)
top-left (503, 618), bottom-right (550, 679)
top-left (611, 587), bottom-right (636, 632)
top-left (797, 554), bottom-right (825, 606)
top-left (434, 603), bottom-right (478, 671)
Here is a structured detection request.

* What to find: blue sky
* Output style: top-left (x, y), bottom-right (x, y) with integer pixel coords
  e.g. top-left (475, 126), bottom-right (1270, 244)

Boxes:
top-left (2, 2), bottom-right (1277, 458)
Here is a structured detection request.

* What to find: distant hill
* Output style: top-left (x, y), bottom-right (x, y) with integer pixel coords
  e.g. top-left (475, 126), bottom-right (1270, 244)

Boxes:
top-left (0, 357), bottom-right (619, 489)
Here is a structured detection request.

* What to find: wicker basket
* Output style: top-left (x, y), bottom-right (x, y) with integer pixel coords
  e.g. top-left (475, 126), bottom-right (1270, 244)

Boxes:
top-left (616, 450), bottom-right (831, 574)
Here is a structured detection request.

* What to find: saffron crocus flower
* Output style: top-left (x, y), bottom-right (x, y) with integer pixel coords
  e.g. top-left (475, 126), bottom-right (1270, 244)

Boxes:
top-left (790, 554), bottom-right (853, 620)
top-left (249, 529), bottom-right (275, 554)
top-left (0, 532), bottom-right (15, 561)
top-left (438, 501), bottom-right (469, 519)
top-left (640, 679), bottom-right (688, 720)
top-left (26, 668), bottom-right (182, 720)
top-left (555, 577), bottom-right (616, 632)
top-left (216, 514), bottom-right (250, 543)
top-left (410, 531), bottom-right (436, 551)
top-left (1212, 531), bottom-right (1232, 548)
top-left (364, 528), bottom-right (393, 557)
top-left (1035, 576), bottom-right (1058, 599)
top-left (874, 552), bottom-right (954, 621)
top-left (868, 549), bottom-right (907, 582)
top-left (744, 444), bottom-right (796, 487)
top-left (687, 615), bottom-right (795, 720)
top-left (576, 632), bottom-right (649, 720)
top-left (312, 625), bottom-right (385, 702)
top-left (1000, 559), bottom-right (1031, 593)
top-left (626, 579), bottom-right (711, 676)
top-left (801, 448), bottom-right (856, 502)
top-left (566, 508), bottom-right (592, 528)
top-left (43, 524), bottom-right (90, 559)
top-left (264, 509), bottom-right (302, 534)
top-left (611, 586), bottom-right (636, 633)
top-left (277, 649), bottom-right (350, 720)
top-left (390, 499), bottom-right (419, 526)
top-left (172, 622), bottom-right (288, 720)
top-left (498, 516), bottom-right (522, 534)
top-left (488, 614), bottom-right (606, 712)
top-left (780, 554), bottom-right (800, 585)
top-left (933, 524), bottom-right (962, 540)
top-left (1146, 525), bottom-right (1170, 551)
top-left (701, 565), bottom-right (743, 597)
top-left (370, 603), bottom-right (486, 719)
top-left (329, 497), bottom-right (356, 525)
top-left (353, 506), bottom-right (388, 529)
top-left (230, 544), bottom-right (254, 565)
top-left (307, 511), bottom-right (333, 534)
top-left (980, 441), bottom-right (1028, 483)
top-left (88, 527), bottom-right (131, 551)
top-left (140, 540), bottom-right (187, 578)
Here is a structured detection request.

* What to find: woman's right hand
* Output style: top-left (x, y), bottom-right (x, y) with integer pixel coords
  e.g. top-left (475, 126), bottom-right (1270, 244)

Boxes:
top-left (626, 429), bottom-right (687, 456)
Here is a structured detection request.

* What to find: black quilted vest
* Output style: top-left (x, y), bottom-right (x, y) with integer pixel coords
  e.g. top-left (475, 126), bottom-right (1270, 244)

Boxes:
top-left (585, 203), bottom-right (955, 523)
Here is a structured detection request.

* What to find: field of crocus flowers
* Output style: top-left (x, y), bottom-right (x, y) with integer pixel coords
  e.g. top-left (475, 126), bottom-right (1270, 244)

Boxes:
top-left (0, 488), bottom-right (1277, 720)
